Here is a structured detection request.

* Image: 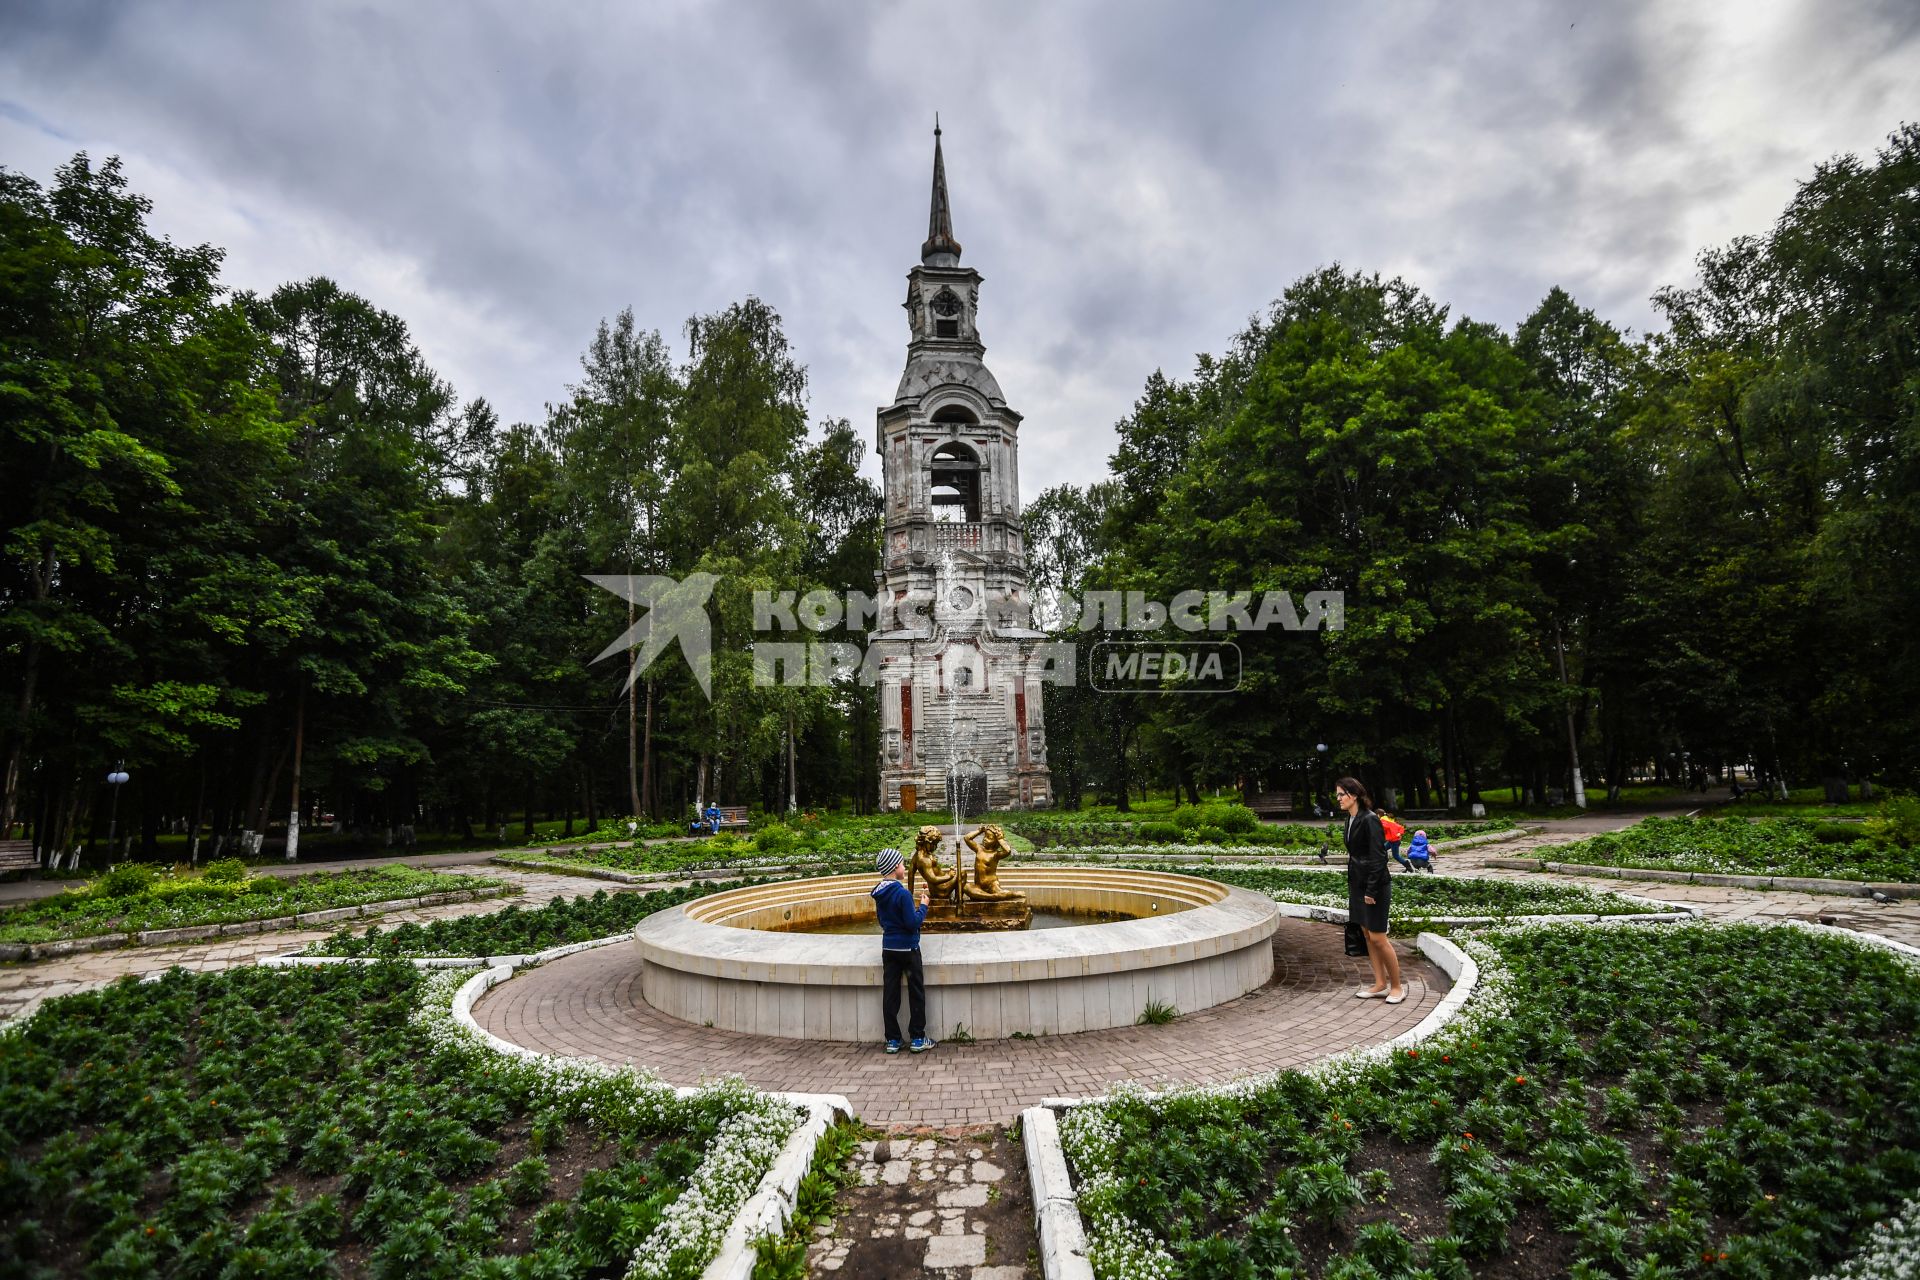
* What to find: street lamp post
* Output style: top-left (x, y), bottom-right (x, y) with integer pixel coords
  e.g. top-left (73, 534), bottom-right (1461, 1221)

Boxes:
top-left (104, 765), bottom-right (130, 861)
top-left (1315, 743), bottom-right (1328, 816)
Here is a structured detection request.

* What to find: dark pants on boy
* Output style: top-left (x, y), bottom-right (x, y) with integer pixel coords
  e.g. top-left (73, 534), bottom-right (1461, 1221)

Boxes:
top-left (882, 947), bottom-right (926, 1042)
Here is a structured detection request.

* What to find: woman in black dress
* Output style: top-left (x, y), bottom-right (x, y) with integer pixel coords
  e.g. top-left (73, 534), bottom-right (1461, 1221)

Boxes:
top-left (1335, 776), bottom-right (1404, 1003)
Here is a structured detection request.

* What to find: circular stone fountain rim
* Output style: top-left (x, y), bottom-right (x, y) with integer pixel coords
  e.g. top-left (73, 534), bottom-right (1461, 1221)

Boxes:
top-left (634, 869), bottom-right (1281, 985)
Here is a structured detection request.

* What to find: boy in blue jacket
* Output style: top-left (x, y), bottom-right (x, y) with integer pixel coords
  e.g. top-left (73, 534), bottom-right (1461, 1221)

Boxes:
top-left (871, 847), bottom-right (934, 1053)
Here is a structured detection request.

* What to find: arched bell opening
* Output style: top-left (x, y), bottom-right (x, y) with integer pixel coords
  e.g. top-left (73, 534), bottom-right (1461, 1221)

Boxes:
top-left (928, 440), bottom-right (981, 523)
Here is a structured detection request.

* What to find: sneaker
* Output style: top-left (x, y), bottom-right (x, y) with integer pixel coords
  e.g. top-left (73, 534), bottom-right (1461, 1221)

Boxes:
top-left (884, 1039), bottom-right (903, 1054)
top-left (909, 1037), bottom-right (936, 1054)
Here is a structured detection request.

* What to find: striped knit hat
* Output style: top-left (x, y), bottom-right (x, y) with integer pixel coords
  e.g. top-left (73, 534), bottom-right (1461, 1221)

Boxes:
top-left (875, 847), bottom-right (904, 875)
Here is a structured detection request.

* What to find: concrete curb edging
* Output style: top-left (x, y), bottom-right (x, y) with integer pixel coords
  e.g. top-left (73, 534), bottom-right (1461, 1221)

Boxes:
top-left (1021, 1105), bottom-right (1096, 1280)
top-left (0, 885), bottom-right (516, 961)
top-left (702, 1098), bottom-right (848, 1280)
top-left (1480, 858), bottom-right (1919, 899)
top-left (1026, 931), bottom-right (1479, 1280)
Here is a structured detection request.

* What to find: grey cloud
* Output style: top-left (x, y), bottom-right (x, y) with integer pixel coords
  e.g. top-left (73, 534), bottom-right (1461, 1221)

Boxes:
top-left (2, 0), bottom-right (1916, 496)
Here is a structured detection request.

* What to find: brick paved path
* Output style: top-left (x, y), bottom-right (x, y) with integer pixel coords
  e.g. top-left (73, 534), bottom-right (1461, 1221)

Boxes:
top-left (474, 917), bottom-right (1446, 1127)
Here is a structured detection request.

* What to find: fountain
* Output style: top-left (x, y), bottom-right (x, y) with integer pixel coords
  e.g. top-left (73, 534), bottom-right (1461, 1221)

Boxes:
top-left (631, 841), bottom-right (1282, 1041)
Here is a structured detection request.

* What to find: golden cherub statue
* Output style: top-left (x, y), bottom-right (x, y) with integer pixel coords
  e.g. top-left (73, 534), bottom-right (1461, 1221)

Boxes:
top-left (959, 823), bottom-right (1025, 902)
top-left (907, 824), bottom-right (959, 901)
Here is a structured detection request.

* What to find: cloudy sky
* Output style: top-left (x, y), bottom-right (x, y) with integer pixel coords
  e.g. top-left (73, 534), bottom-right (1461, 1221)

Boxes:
top-left (3, 1), bottom-right (1916, 496)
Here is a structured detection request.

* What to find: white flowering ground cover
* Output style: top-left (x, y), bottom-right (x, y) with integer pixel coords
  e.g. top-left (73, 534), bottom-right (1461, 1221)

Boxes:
top-left (0, 961), bottom-right (797, 1279)
top-left (1061, 922), bottom-right (1920, 1279)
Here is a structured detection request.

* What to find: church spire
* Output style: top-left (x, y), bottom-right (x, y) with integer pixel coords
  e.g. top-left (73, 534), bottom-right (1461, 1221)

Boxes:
top-left (921, 116), bottom-right (963, 266)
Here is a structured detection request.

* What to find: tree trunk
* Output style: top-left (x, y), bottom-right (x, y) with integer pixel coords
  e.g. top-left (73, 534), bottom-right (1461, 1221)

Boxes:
top-left (251, 733), bottom-right (292, 856)
top-left (626, 599), bottom-right (642, 817)
top-left (285, 686), bottom-right (306, 861)
top-left (188, 757), bottom-right (207, 865)
top-left (641, 678), bottom-right (655, 819)
top-left (786, 712), bottom-right (798, 813)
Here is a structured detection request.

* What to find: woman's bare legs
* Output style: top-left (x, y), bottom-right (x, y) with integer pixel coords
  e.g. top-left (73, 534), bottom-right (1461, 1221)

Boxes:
top-left (1365, 929), bottom-right (1404, 997)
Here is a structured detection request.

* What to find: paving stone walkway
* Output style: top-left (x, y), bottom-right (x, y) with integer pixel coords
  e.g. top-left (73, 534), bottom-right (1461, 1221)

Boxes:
top-left (474, 916), bottom-right (1446, 1126)
top-left (0, 868), bottom-right (600, 1024)
top-left (811, 1130), bottom-right (1034, 1278)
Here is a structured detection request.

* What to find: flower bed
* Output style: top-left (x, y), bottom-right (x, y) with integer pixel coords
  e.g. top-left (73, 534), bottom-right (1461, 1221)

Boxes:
top-left (0, 864), bottom-right (506, 945)
top-left (1558, 816), bottom-right (1920, 883)
top-left (1061, 922), bottom-right (1920, 1279)
top-left (303, 883), bottom-right (765, 959)
top-left (1166, 865), bottom-right (1668, 919)
top-left (504, 827), bottom-right (917, 879)
top-left (0, 960), bottom-right (796, 1279)
top-left (1010, 813), bottom-right (1511, 850)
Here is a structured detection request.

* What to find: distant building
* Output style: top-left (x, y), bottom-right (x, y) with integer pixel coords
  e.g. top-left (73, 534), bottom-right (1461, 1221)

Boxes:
top-left (872, 124), bottom-right (1052, 814)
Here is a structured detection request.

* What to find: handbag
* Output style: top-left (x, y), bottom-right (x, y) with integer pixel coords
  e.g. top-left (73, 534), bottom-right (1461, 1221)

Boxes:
top-left (1343, 920), bottom-right (1367, 957)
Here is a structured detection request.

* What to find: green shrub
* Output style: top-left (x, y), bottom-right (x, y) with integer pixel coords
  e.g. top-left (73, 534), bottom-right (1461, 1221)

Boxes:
top-left (1864, 795), bottom-right (1920, 850)
top-left (752, 824), bottom-right (796, 857)
top-left (91, 862), bottom-right (158, 899)
top-left (1206, 803), bottom-right (1259, 834)
top-left (202, 857), bottom-right (250, 884)
top-left (1195, 824), bottom-right (1229, 844)
top-left (1171, 805), bottom-right (1205, 831)
top-left (1811, 822), bottom-right (1860, 844)
top-left (1140, 822), bottom-right (1182, 843)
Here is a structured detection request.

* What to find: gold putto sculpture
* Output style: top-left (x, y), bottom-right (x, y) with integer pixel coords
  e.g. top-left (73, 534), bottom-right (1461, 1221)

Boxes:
top-left (907, 825), bottom-right (959, 900)
top-left (959, 824), bottom-right (1024, 902)
top-left (913, 823), bottom-right (1030, 931)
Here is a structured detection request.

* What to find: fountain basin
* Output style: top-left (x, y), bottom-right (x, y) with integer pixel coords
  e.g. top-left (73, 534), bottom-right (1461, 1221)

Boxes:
top-left (632, 868), bottom-right (1281, 1041)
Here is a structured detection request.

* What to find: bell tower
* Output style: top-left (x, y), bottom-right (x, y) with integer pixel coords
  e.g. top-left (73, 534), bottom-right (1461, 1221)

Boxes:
top-left (873, 122), bottom-right (1052, 813)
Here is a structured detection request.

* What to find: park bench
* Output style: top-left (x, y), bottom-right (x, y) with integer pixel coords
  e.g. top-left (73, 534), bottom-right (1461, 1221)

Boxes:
top-left (0, 839), bottom-right (38, 874)
top-left (1248, 792), bottom-right (1295, 821)
top-left (692, 805), bottom-right (752, 834)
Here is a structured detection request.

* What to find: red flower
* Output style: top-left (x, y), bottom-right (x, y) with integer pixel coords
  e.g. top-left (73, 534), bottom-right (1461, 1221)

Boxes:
top-left (1514, 1076), bottom-right (1527, 1085)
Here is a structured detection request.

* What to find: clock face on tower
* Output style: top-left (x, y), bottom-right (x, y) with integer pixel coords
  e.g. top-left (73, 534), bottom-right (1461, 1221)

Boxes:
top-left (931, 287), bottom-right (963, 317)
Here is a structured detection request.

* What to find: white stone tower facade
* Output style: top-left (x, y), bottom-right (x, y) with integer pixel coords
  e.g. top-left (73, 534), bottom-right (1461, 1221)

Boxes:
top-left (873, 125), bottom-right (1052, 814)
